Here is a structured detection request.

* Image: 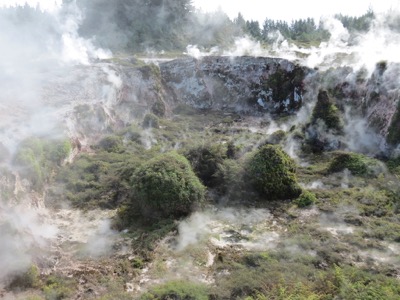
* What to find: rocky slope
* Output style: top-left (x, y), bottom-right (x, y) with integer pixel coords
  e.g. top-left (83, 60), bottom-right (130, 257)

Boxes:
top-left (36, 56), bottom-right (400, 152)
top-left (1, 55), bottom-right (400, 299)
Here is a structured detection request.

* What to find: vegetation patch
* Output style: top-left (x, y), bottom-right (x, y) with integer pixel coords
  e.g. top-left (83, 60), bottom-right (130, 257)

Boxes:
top-left (142, 113), bottom-right (160, 129)
top-left (296, 190), bottom-right (317, 207)
top-left (13, 137), bottom-right (71, 191)
top-left (246, 145), bottom-right (302, 200)
top-left (386, 101), bottom-right (400, 146)
top-left (140, 280), bottom-right (209, 300)
top-left (327, 151), bottom-right (384, 177)
top-left (131, 152), bottom-right (206, 219)
top-left (311, 90), bottom-right (343, 131)
top-left (184, 143), bottom-right (227, 187)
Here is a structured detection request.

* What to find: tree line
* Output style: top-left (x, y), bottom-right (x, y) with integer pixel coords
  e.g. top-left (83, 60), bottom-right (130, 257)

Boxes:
top-left (0, 1), bottom-right (382, 52)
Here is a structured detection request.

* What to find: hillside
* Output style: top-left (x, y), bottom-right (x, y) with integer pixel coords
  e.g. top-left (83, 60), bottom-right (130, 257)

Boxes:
top-left (1, 54), bottom-right (400, 299)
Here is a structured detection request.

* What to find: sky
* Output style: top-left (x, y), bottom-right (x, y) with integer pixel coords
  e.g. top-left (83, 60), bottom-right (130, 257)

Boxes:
top-left (1, 0), bottom-right (400, 23)
top-left (1, 0), bottom-right (62, 11)
top-left (192, 0), bottom-right (400, 23)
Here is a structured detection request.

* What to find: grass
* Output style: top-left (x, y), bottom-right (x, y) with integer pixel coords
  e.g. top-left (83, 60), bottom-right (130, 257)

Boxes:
top-left (6, 98), bottom-right (400, 300)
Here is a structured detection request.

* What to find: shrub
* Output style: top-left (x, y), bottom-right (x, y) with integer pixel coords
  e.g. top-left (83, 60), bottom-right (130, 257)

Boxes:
top-left (214, 159), bottom-right (243, 195)
top-left (98, 135), bottom-right (124, 153)
top-left (265, 130), bottom-right (287, 145)
top-left (8, 265), bottom-right (41, 290)
top-left (140, 280), bottom-right (209, 300)
top-left (42, 276), bottom-right (73, 300)
top-left (296, 190), bottom-right (317, 207)
top-left (387, 102), bottom-right (400, 146)
top-left (132, 152), bottom-right (205, 219)
top-left (13, 137), bottom-right (72, 190)
top-left (311, 90), bottom-right (343, 132)
top-left (246, 145), bottom-right (302, 200)
top-left (184, 143), bottom-right (226, 187)
top-left (387, 156), bottom-right (400, 175)
top-left (327, 151), bottom-right (384, 177)
top-left (142, 113), bottom-right (160, 129)
top-left (45, 140), bottom-right (72, 165)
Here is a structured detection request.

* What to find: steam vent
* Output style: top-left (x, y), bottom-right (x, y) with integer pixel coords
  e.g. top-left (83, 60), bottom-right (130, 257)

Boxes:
top-left (1, 1), bottom-right (400, 299)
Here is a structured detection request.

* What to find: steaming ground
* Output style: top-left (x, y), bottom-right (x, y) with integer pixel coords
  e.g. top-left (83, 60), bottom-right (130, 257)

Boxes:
top-left (126, 203), bottom-right (400, 295)
top-left (1, 2), bottom-right (400, 299)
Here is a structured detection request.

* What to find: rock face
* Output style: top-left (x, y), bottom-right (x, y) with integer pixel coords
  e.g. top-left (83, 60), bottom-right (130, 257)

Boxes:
top-left (364, 63), bottom-right (400, 147)
top-left (34, 56), bottom-right (312, 150)
top-left (2, 55), bottom-right (400, 162)
top-left (327, 62), bottom-right (400, 149)
top-left (160, 56), bottom-right (310, 114)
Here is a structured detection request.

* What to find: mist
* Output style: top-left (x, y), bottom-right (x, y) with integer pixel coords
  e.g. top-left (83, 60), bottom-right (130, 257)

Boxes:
top-left (0, 1), bottom-right (116, 287)
top-left (1, 1), bottom-right (400, 298)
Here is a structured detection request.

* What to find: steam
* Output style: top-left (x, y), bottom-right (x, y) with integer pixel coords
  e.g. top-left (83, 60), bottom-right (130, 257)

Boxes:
top-left (0, 1), bottom-right (112, 156)
top-left (60, 2), bottom-right (111, 65)
top-left (0, 1), bottom-right (115, 285)
top-left (301, 11), bottom-right (400, 75)
top-left (0, 203), bottom-right (58, 284)
top-left (175, 208), bottom-right (277, 251)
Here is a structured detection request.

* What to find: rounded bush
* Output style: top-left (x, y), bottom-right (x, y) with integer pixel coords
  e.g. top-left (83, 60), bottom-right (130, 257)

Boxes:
top-left (140, 280), bottom-right (209, 300)
top-left (142, 113), bottom-right (159, 129)
top-left (185, 143), bottom-right (226, 187)
top-left (311, 90), bottom-right (343, 132)
top-left (296, 190), bottom-right (317, 208)
top-left (98, 135), bottom-right (123, 153)
top-left (132, 152), bottom-right (205, 218)
top-left (387, 102), bottom-right (400, 146)
top-left (246, 145), bottom-right (302, 200)
top-left (327, 151), bottom-right (385, 177)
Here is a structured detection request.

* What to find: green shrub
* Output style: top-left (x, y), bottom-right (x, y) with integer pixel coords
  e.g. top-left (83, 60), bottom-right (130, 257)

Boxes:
top-left (246, 145), bottom-right (302, 200)
top-left (8, 265), bottom-right (41, 290)
top-left (56, 150), bottom-right (139, 209)
top-left (327, 151), bottom-right (384, 177)
top-left (184, 143), bottom-right (226, 187)
top-left (98, 135), bottom-right (124, 153)
top-left (45, 140), bottom-right (72, 165)
top-left (13, 137), bottom-right (72, 190)
top-left (311, 90), bottom-right (343, 132)
top-left (132, 152), bottom-right (205, 219)
top-left (387, 102), bottom-right (400, 146)
top-left (140, 280), bottom-right (209, 300)
top-left (214, 159), bottom-right (243, 195)
top-left (296, 190), bottom-right (317, 207)
top-left (265, 130), bottom-right (287, 145)
top-left (387, 156), bottom-right (400, 175)
top-left (142, 113), bottom-right (160, 129)
top-left (42, 276), bottom-right (73, 300)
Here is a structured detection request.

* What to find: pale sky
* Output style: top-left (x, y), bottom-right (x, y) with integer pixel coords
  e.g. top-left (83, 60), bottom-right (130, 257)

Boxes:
top-left (1, 0), bottom-right (400, 23)
top-left (192, 0), bottom-right (400, 23)
top-left (1, 0), bottom-right (62, 11)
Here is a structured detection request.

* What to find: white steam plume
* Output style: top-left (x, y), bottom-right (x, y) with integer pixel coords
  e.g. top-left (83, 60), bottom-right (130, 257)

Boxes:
top-left (0, 1), bottom-right (115, 285)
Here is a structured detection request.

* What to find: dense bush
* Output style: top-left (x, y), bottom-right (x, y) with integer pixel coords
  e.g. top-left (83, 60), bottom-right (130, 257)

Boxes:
top-left (142, 113), bottom-right (160, 129)
top-left (13, 137), bottom-right (71, 190)
top-left (98, 135), bottom-right (124, 153)
top-left (387, 102), bottom-right (400, 146)
top-left (56, 151), bottom-right (139, 209)
top-left (246, 145), bottom-right (302, 200)
top-left (327, 151), bottom-right (385, 177)
top-left (265, 130), bottom-right (287, 145)
top-left (311, 90), bottom-right (343, 132)
top-left (132, 152), bottom-right (205, 219)
top-left (184, 143), bottom-right (226, 187)
top-left (140, 280), bottom-right (209, 300)
top-left (296, 190), bottom-right (317, 207)
top-left (387, 156), bottom-right (400, 175)
top-left (8, 265), bottom-right (41, 290)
